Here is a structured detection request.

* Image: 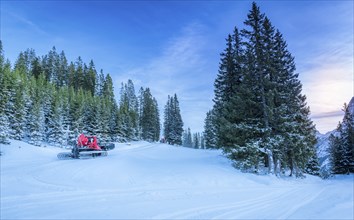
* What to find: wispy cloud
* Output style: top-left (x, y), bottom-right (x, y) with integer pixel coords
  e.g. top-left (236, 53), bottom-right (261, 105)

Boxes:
top-left (112, 21), bottom-right (212, 132)
top-left (298, 31), bottom-right (353, 133)
top-left (311, 111), bottom-right (344, 120)
top-left (6, 11), bottom-right (49, 36)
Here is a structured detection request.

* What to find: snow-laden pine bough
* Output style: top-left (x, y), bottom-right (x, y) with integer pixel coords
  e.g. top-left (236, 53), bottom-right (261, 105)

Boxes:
top-left (57, 134), bottom-right (115, 159)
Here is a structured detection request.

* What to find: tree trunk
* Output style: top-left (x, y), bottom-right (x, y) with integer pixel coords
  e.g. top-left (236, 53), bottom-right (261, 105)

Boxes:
top-left (266, 148), bottom-right (274, 174)
top-left (274, 158), bottom-right (281, 176)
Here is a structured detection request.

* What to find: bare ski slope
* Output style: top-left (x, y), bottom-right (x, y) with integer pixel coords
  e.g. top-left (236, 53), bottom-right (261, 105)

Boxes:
top-left (1, 140), bottom-right (353, 219)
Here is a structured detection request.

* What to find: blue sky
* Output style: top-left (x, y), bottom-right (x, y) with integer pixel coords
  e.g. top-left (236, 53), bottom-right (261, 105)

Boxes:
top-left (1, 0), bottom-right (353, 134)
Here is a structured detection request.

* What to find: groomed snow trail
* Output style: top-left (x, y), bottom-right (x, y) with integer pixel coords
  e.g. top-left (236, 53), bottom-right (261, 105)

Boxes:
top-left (1, 140), bottom-right (353, 219)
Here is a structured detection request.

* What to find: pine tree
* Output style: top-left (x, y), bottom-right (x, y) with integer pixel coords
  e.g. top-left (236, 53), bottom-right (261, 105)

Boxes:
top-left (139, 88), bottom-right (160, 142)
top-left (305, 152), bottom-right (321, 176)
top-left (329, 102), bottom-right (354, 174)
top-left (126, 79), bottom-right (139, 138)
top-left (119, 80), bottom-right (138, 140)
top-left (28, 99), bottom-right (45, 146)
top-left (183, 128), bottom-right (193, 148)
top-left (74, 56), bottom-right (85, 90)
top-left (46, 86), bottom-right (70, 146)
top-left (329, 127), bottom-right (343, 174)
top-left (200, 133), bottom-right (205, 149)
top-left (68, 62), bottom-right (76, 90)
top-left (42, 47), bottom-right (60, 84)
top-left (58, 51), bottom-right (69, 87)
top-left (47, 89), bottom-right (62, 145)
top-left (27, 75), bottom-right (47, 146)
top-left (68, 88), bottom-right (85, 145)
top-left (193, 132), bottom-right (200, 149)
top-left (31, 56), bottom-right (42, 80)
top-left (3, 66), bottom-right (17, 140)
top-left (85, 60), bottom-right (97, 96)
top-left (0, 45), bottom-right (11, 144)
top-left (98, 98), bottom-right (111, 142)
top-left (23, 76), bottom-right (37, 141)
top-left (213, 31), bottom-right (241, 149)
top-left (340, 102), bottom-right (354, 173)
top-left (164, 94), bottom-right (183, 145)
top-left (0, 40), bottom-right (4, 73)
top-left (10, 70), bottom-right (26, 140)
top-left (152, 98), bottom-right (161, 142)
top-left (208, 2), bottom-right (317, 176)
top-left (13, 48), bottom-right (36, 79)
top-left (95, 69), bottom-right (105, 97)
top-left (109, 102), bottom-right (119, 141)
top-left (140, 88), bottom-right (155, 141)
top-left (204, 110), bottom-right (217, 149)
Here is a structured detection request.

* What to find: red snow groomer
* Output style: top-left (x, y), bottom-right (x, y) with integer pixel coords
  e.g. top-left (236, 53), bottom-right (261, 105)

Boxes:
top-left (77, 134), bottom-right (101, 151)
top-left (57, 134), bottom-right (115, 159)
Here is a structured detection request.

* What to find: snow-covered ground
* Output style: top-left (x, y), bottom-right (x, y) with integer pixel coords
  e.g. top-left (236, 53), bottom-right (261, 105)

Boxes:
top-left (1, 140), bottom-right (353, 219)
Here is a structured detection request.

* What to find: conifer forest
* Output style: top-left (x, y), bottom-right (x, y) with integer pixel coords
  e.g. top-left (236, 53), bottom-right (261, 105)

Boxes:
top-left (1, 2), bottom-right (353, 177)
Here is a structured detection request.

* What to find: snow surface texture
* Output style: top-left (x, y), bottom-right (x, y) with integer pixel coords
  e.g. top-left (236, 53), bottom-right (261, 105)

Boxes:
top-left (1, 140), bottom-right (353, 219)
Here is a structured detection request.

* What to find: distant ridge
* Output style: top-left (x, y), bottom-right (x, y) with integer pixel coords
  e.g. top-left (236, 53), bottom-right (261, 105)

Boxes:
top-left (348, 96), bottom-right (354, 116)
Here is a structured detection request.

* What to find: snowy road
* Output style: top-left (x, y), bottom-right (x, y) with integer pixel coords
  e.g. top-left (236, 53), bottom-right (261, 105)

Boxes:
top-left (1, 140), bottom-right (353, 219)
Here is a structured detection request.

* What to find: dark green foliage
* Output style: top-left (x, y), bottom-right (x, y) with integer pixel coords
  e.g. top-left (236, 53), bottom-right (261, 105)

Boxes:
top-left (139, 88), bottom-right (160, 142)
top-left (119, 80), bottom-right (139, 140)
top-left (329, 103), bottom-right (354, 174)
top-left (164, 94), bottom-right (184, 145)
top-left (204, 110), bottom-right (217, 149)
top-left (305, 152), bottom-right (321, 176)
top-left (0, 44), bottom-right (11, 144)
top-left (0, 42), bottom-right (164, 146)
top-left (193, 133), bottom-right (200, 149)
top-left (206, 2), bottom-right (318, 176)
top-left (183, 128), bottom-right (192, 148)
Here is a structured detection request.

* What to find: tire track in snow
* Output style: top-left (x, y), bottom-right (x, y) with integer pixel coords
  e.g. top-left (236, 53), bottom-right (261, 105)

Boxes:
top-left (210, 186), bottom-right (315, 219)
top-left (275, 186), bottom-right (327, 219)
top-left (152, 186), bottom-right (304, 219)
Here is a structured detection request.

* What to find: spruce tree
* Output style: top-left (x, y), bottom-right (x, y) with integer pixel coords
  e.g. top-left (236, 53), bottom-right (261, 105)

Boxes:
top-left (11, 70), bottom-right (26, 140)
top-left (31, 57), bottom-right (42, 80)
top-left (152, 98), bottom-right (161, 142)
top-left (183, 128), bottom-right (193, 148)
top-left (58, 51), bottom-right (69, 87)
top-left (193, 132), bottom-right (200, 149)
top-left (204, 110), bottom-right (217, 149)
top-left (329, 102), bottom-right (354, 174)
top-left (85, 60), bottom-right (96, 96)
top-left (209, 2), bottom-right (317, 176)
top-left (119, 80), bottom-right (138, 140)
top-left (0, 48), bottom-right (11, 144)
top-left (142, 89), bottom-right (160, 142)
top-left (164, 94), bottom-right (183, 145)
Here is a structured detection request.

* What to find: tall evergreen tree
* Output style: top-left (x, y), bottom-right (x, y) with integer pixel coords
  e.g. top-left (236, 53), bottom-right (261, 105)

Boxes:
top-left (10, 70), bottom-right (26, 140)
top-left (140, 88), bottom-right (160, 141)
top-left (329, 101), bottom-right (354, 174)
top-left (204, 110), bottom-right (217, 149)
top-left (119, 80), bottom-right (138, 140)
top-left (183, 128), bottom-right (193, 148)
top-left (95, 69), bottom-right (105, 97)
top-left (0, 47), bottom-right (11, 144)
top-left (85, 60), bottom-right (97, 96)
top-left (208, 2), bottom-right (317, 176)
top-left (164, 94), bottom-right (183, 145)
top-left (57, 51), bottom-right (69, 87)
top-left (193, 132), bottom-right (200, 149)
